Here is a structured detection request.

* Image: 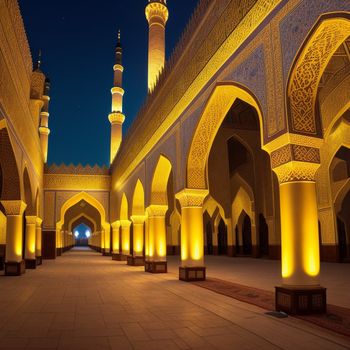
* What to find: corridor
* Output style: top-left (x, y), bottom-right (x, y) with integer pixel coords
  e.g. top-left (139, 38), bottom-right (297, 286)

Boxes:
top-left (0, 250), bottom-right (349, 349)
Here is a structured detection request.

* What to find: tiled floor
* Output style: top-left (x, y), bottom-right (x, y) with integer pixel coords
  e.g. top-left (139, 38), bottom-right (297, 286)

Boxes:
top-left (167, 255), bottom-right (350, 308)
top-left (0, 249), bottom-right (349, 350)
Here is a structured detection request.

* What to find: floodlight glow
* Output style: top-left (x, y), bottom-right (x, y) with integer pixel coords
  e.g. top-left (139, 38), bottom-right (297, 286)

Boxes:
top-left (74, 231), bottom-right (79, 238)
top-left (85, 230), bottom-right (91, 238)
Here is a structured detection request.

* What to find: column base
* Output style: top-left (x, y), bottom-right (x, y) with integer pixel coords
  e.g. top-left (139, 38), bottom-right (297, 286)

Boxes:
top-left (56, 248), bottom-right (62, 256)
top-left (25, 259), bottom-right (37, 269)
top-left (127, 255), bottom-right (145, 266)
top-left (145, 260), bottom-right (167, 273)
top-left (227, 245), bottom-right (236, 257)
top-left (5, 260), bottom-right (25, 276)
top-left (179, 266), bottom-right (206, 282)
top-left (102, 249), bottom-right (112, 256)
top-left (275, 286), bottom-right (327, 315)
top-left (36, 256), bottom-right (42, 266)
top-left (112, 253), bottom-right (127, 261)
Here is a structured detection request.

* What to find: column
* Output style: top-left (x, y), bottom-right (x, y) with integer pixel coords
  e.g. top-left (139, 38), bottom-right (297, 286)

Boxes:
top-left (1, 200), bottom-right (26, 276)
top-left (128, 215), bottom-right (145, 266)
top-left (120, 220), bottom-right (131, 261)
top-left (111, 221), bottom-right (122, 260)
top-left (176, 189), bottom-right (208, 281)
top-left (103, 226), bottom-right (112, 256)
top-left (25, 216), bottom-right (37, 269)
top-left (145, 205), bottom-right (167, 273)
top-left (35, 217), bottom-right (43, 265)
top-left (272, 152), bottom-right (326, 314)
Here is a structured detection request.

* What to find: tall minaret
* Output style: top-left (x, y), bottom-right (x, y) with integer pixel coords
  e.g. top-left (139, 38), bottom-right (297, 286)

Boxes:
top-left (145, 0), bottom-right (169, 92)
top-left (32, 50), bottom-right (51, 163)
top-left (108, 30), bottom-right (125, 164)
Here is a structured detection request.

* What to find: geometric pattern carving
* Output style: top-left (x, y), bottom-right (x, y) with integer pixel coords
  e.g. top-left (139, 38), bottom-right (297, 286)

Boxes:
top-left (288, 19), bottom-right (350, 135)
top-left (44, 174), bottom-right (110, 191)
top-left (273, 161), bottom-right (320, 184)
top-left (175, 189), bottom-right (209, 208)
top-left (45, 164), bottom-right (109, 176)
top-left (30, 71), bottom-right (45, 100)
top-left (271, 145), bottom-right (292, 168)
top-left (292, 145), bottom-right (320, 163)
top-left (271, 144), bottom-right (320, 169)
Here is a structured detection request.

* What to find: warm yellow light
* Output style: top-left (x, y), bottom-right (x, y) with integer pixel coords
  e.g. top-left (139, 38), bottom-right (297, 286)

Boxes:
top-left (280, 181), bottom-right (320, 284)
top-left (183, 206), bottom-right (204, 264)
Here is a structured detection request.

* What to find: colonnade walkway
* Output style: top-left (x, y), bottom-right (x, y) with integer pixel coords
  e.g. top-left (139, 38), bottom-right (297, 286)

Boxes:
top-left (0, 249), bottom-right (349, 350)
top-left (167, 256), bottom-right (350, 309)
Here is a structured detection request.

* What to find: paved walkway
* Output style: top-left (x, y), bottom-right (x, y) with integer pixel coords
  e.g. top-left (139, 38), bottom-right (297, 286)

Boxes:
top-left (167, 255), bottom-right (350, 308)
top-left (0, 249), bottom-right (349, 350)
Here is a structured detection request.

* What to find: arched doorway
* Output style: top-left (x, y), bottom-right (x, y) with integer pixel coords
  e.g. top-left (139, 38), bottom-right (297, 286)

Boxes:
top-left (242, 213), bottom-right (252, 255)
top-left (337, 189), bottom-right (350, 262)
top-left (73, 223), bottom-right (92, 247)
top-left (217, 219), bottom-right (227, 255)
top-left (259, 214), bottom-right (269, 257)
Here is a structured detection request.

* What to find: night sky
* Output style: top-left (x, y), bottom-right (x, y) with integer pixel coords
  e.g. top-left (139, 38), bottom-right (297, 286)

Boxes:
top-left (19, 0), bottom-right (199, 166)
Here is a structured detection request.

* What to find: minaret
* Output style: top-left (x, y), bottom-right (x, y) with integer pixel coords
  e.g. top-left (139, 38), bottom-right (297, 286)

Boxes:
top-left (32, 50), bottom-right (50, 163)
top-left (145, 0), bottom-right (169, 92)
top-left (108, 30), bottom-right (125, 164)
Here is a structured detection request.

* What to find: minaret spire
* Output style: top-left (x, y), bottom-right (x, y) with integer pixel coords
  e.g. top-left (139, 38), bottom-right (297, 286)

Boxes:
top-left (108, 30), bottom-right (126, 164)
top-left (145, 0), bottom-right (169, 92)
top-left (37, 49), bottom-right (42, 69)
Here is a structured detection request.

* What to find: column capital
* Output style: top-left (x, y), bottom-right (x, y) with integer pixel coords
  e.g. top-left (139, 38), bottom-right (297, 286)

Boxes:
top-left (111, 220), bottom-right (121, 229)
top-left (25, 215), bottom-right (37, 225)
top-left (267, 138), bottom-right (322, 184)
top-left (120, 219), bottom-right (131, 228)
top-left (146, 205), bottom-right (168, 217)
top-left (36, 217), bottom-right (43, 226)
top-left (130, 215), bottom-right (146, 225)
top-left (1, 200), bottom-right (26, 215)
top-left (273, 161), bottom-right (320, 184)
top-left (175, 189), bottom-right (209, 208)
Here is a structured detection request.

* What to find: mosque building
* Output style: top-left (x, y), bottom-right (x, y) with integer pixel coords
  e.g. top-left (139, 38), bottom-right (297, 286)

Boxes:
top-left (0, 0), bottom-right (350, 319)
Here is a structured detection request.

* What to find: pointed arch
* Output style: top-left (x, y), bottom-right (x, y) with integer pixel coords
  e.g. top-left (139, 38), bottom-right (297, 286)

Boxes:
top-left (151, 155), bottom-right (172, 205)
top-left (120, 193), bottom-right (129, 220)
top-left (287, 14), bottom-right (350, 136)
top-left (69, 213), bottom-right (97, 234)
top-left (132, 179), bottom-right (145, 216)
top-left (57, 192), bottom-right (107, 230)
top-left (187, 83), bottom-right (264, 189)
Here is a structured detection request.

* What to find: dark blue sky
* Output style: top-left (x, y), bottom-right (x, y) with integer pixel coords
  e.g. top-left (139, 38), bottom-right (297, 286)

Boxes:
top-left (19, 0), bottom-right (198, 166)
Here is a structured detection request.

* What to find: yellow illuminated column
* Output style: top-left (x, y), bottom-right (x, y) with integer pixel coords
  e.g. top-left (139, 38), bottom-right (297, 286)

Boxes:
top-left (25, 216), bottom-right (37, 269)
top-left (144, 213), bottom-right (149, 260)
top-left (145, 0), bottom-right (169, 91)
top-left (1, 200), bottom-right (26, 275)
top-left (272, 157), bottom-right (326, 314)
top-left (56, 228), bottom-right (62, 256)
top-left (35, 217), bottom-right (43, 265)
top-left (145, 205), bottom-right (167, 273)
top-left (100, 230), bottom-right (105, 253)
top-left (176, 189), bottom-right (208, 281)
top-left (120, 220), bottom-right (131, 259)
top-left (103, 226), bottom-right (111, 256)
top-left (128, 215), bottom-right (145, 266)
top-left (111, 221), bottom-right (120, 249)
